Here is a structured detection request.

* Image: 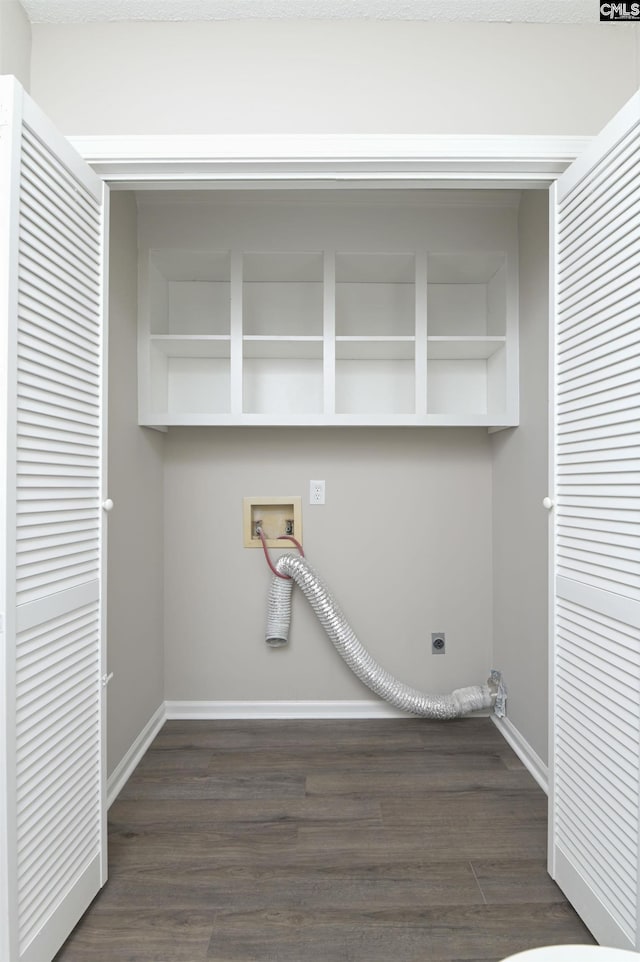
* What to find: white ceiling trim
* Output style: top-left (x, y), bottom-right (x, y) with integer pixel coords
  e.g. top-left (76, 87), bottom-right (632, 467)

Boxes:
top-left (68, 132), bottom-right (592, 189)
top-left (20, 0), bottom-right (599, 23)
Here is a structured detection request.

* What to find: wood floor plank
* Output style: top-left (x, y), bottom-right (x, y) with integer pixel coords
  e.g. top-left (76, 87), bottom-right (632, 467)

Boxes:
top-left (155, 718), bottom-right (426, 752)
top-left (380, 788), bottom-right (548, 826)
top-left (132, 749), bottom-right (215, 774)
top-left (117, 771), bottom-right (307, 801)
top-left (107, 824), bottom-right (300, 873)
top-left (53, 906), bottom-right (213, 962)
top-left (54, 718), bottom-right (596, 962)
top-left (79, 862), bottom-right (486, 914)
top-left (296, 822), bottom-right (549, 861)
top-left (305, 768), bottom-right (539, 796)
top-left (109, 796), bottom-right (384, 829)
top-left (204, 902), bottom-right (594, 962)
top-left (203, 746), bottom-right (464, 776)
top-left (470, 859), bottom-right (570, 905)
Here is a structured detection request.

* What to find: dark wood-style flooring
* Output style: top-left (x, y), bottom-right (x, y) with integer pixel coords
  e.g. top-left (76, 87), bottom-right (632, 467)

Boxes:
top-left (54, 718), bottom-right (594, 961)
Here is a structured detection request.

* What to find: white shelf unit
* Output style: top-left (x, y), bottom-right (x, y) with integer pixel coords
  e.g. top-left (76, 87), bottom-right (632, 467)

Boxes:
top-left (138, 199), bottom-right (518, 428)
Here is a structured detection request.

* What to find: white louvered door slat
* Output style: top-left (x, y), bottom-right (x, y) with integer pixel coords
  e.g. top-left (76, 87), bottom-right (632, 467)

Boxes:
top-left (551, 88), bottom-right (640, 950)
top-left (0, 76), bottom-right (108, 962)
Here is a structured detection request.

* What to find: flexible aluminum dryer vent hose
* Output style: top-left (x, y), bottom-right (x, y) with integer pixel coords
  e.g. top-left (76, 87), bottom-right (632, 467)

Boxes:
top-left (266, 552), bottom-right (498, 719)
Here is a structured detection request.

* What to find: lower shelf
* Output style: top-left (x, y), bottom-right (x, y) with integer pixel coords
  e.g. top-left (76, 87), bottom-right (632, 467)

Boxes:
top-left (143, 344), bottom-right (513, 425)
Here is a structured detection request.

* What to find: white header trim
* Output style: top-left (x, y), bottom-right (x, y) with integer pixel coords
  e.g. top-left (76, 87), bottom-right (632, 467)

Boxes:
top-left (68, 134), bottom-right (591, 189)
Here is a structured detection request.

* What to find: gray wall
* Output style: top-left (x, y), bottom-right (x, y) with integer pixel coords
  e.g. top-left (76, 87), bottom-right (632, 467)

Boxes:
top-left (145, 193), bottom-right (504, 706)
top-left (29, 21), bottom-right (640, 136)
top-left (491, 191), bottom-right (550, 764)
top-left (107, 192), bottom-right (165, 775)
top-left (0, 0), bottom-right (31, 88)
top-left (163, 428), bottom-right (493, 703)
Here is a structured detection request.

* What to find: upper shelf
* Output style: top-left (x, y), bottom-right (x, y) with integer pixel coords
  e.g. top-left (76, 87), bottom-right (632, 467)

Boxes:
top-left (427, 336), bottom-right (506, 360)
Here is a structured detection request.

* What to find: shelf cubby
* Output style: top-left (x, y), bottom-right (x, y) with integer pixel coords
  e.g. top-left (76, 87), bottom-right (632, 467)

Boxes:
top-left (148, 250), bottom-right (230, 335)
top-left (243, 251), bottom-right (324, 337)
top-left (242, 335), bottom-right (323, 415)
top-left (427, 252), bottom-right (507, 337)
top-left (149, 336), bottom-right (231, 415)
top-left (335, 358), bottom-right (415, 415)
top-left (243, 357), bottom-right (324, 416)
top-left (335, 252), bottom-right (415, 337)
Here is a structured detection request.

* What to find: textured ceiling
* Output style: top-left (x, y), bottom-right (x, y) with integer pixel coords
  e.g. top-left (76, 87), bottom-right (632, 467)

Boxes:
top-left (18, 0), bottom-right (599, 24)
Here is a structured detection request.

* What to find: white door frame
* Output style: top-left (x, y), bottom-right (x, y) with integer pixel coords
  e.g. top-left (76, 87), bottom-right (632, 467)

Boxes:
top-left (69, 128), bottom-right (587, 932)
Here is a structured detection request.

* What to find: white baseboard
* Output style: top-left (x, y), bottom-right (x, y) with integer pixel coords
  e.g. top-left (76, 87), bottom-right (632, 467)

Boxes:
top-left (492, 714), bottom-right (549, 795)
top-left (106, 702), bottom-right (166, 808)
top-left (164, 699), bottom-right (409, 719)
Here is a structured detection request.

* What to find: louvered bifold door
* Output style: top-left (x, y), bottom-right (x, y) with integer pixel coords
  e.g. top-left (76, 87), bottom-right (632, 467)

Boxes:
top-left (0, 77), bottom-right (108, 962)
top-left (551, 88), bottom-right (640, 950)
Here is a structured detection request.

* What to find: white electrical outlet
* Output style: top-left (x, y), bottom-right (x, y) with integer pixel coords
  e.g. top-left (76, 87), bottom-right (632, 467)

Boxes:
top-left (310, 480), bottom-right (325, 505)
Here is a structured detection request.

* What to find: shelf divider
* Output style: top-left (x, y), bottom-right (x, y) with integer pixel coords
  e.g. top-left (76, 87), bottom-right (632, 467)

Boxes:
top-left (323, 250), bottom-right (336, 416)
top-left (230, 250), bottom-right (243, 415)
top-left (415, 250), bottom-right (428, 416)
